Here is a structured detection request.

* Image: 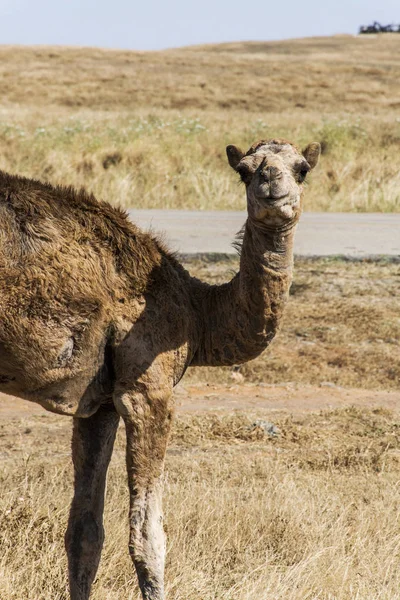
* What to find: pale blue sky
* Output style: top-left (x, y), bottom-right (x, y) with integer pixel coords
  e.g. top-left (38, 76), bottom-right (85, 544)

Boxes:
top-left (0, 0), bottom-right (398, 50)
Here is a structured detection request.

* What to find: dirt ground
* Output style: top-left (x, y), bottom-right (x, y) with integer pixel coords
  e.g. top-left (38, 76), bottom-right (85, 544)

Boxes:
top-left (1, 381), bottom-right (399, 420)
top-left (1, 379), bottom-right (398, 472)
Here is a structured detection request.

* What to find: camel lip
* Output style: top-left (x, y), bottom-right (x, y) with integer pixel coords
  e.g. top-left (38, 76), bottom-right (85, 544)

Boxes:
top-left (255, 193), bottom-right (290, 203)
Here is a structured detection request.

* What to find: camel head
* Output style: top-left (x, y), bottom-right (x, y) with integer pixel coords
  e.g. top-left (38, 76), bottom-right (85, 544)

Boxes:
top-left (226, 139), bottom-right (320, 226)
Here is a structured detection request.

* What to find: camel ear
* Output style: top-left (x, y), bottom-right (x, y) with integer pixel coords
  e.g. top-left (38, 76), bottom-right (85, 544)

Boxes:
top-left (302, 142), bottom-right (321, 170)
top-left (226, 145), bottom-right (245, 171)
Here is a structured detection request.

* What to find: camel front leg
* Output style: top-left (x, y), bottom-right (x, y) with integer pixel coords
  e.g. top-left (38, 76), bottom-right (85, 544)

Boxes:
top-left (65, 404), bottom-right (120, 600)
top-left (114, 388), bottom-right (172, 600)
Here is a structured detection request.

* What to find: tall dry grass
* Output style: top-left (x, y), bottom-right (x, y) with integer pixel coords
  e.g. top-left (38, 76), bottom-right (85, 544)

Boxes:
top-left (1, 407), bottom-right (400, 599)
top-left (0, 35), bottom-right (399, 211)
top-left (1, 111), bottom-right (399, 212)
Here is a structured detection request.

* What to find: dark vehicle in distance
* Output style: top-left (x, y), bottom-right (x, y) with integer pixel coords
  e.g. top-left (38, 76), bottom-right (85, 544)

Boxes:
top-left (359, 21), bottom-right (400, 34)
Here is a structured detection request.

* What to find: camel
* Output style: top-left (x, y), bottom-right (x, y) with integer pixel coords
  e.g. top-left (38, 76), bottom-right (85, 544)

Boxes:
top-left (0, 137), bottom-right (320, 600)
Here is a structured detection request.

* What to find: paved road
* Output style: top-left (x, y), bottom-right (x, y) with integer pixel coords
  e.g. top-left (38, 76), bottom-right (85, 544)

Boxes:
top-left (128, 210), bottom-right (400, 257)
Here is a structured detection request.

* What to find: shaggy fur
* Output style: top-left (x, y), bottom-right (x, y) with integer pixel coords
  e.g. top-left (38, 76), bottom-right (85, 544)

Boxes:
top-left (0, 138), bottom-right (320, 600)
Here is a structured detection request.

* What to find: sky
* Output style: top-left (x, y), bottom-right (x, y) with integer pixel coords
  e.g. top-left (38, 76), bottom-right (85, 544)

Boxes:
top-left (0, 0), bottom-right (399, 51)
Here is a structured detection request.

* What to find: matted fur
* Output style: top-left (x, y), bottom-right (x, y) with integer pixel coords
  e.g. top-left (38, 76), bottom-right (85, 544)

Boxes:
top-left (0, 136), bottom-right (319, 600)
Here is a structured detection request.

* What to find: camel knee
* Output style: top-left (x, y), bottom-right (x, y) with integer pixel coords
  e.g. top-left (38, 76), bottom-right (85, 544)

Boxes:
top-left (65, 510), bottom-right (104, 559)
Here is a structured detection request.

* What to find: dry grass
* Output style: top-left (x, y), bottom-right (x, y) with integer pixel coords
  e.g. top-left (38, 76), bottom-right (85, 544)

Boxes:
top-left (1, 36), bottom-right (399, 114)
top-left (0, 35), bottom-right (399, 211)
top-left (184, 257), bottom-right (400, 390)
top-left (0, 37), bottom-right (400, 599)
top-left (1, 405), bottom-right (400, 599)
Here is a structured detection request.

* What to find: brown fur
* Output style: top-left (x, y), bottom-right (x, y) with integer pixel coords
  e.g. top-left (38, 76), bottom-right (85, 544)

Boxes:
top-left (0, 138), bottom-right (320, 600)
top-left (245, 138), bottom-right (299, 155)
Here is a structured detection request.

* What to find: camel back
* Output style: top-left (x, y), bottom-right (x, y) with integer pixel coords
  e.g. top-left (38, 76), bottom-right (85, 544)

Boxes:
top-left (0, 170), bottom-right (167, 293)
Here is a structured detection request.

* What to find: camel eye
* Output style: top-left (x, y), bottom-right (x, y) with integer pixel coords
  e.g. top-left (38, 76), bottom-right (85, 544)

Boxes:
top-left (237, 164), bottom-right (251, 183)
top-left (297, 163), bottom-right (310, 183)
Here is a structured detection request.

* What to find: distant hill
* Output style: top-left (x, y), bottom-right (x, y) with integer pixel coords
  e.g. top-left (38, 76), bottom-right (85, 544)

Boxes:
top-left (1, 34), bottom-right (399, 115)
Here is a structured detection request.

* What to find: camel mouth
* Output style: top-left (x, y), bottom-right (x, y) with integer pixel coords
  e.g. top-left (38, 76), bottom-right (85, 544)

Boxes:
top-left (255, 193), bottom-right (290, 203)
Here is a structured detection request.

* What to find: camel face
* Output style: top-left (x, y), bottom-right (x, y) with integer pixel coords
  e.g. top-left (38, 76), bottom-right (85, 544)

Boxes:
top-left (226, 139), bottom-right (320, 225)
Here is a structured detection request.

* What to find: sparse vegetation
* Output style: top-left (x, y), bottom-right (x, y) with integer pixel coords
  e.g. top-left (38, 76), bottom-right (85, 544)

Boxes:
top-left (1, 405), bottom-right (400, 599)
top-left (184, 257), bottom-right (400, 389)
top-left (0, 35), bottom-right (399, 211)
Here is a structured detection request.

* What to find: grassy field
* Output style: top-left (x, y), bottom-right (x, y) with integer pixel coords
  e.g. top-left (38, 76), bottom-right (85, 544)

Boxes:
top-left (1, 404), bottom-right (400, 600)
top-left (0, 36), bottom-right (400, 600)
top-left (0, 35), bottom-right (400, 211)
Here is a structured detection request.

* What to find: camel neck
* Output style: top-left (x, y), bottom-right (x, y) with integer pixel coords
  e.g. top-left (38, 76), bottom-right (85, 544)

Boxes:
top-left (239, 218), bottom-right (296, 276)
top-left (190, 219), bottom-right (297, 367)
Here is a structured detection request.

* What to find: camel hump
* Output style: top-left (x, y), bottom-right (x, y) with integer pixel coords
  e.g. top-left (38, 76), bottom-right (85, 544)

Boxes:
top-left (0, 169), bottom-right (163, 255)
top-left (0, 168), bottom-right (115, 226)
top-left (0, 174), bottom-right (63, 260)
